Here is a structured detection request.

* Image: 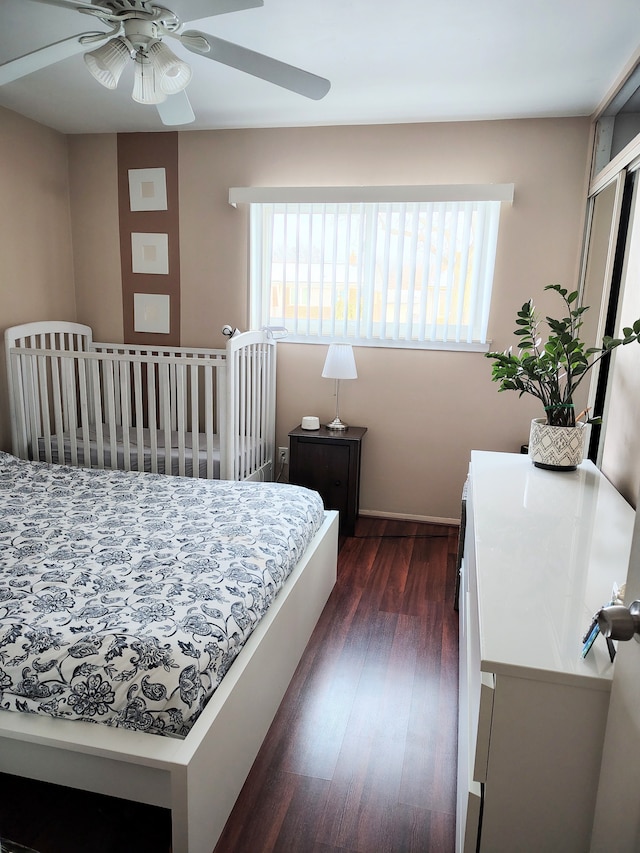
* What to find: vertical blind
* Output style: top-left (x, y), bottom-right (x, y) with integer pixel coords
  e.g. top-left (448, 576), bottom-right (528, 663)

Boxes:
top-left (239, 186), bottom-right (512, 350)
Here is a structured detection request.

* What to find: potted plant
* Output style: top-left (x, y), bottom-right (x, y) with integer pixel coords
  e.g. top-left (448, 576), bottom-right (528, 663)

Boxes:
top-left (486, 284), bottom-right (640, 470)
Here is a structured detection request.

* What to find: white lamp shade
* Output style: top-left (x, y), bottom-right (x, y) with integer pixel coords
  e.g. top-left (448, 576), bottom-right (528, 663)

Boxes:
top-left (322, 343), bottom-right (357, 379)
top-left (84, 38), bottom-right (130, 90)
top-left (132, 54), bottom-right (166, 104)
top-left (148, 41), bottom-right (192, 95)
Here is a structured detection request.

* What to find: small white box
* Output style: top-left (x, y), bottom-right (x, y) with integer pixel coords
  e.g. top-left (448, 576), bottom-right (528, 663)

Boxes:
top-left (301, 416), bottom-right (320, 430)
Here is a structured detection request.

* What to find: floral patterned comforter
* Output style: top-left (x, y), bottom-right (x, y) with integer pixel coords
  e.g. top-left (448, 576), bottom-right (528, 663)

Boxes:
top-left (0, 452), bottom-right (324, 737)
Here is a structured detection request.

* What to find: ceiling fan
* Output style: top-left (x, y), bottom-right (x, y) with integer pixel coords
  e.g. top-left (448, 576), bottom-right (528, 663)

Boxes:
top-left (0, 0), bottom-right (331, 126)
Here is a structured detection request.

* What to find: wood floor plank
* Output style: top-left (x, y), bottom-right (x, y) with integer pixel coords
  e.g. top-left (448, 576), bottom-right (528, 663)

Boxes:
top-left (377, 535), bottom-right (416, 614)
top-left (215, 767), bottom-right (300, 853)
top-left (271, 774), bottom-right (332, 852)
top-left (275, 567), bottom-right (388, 779)
top-left (316, 614), bottom-right (427, 850)
top-left (400, 602), bottom-right (449, 811)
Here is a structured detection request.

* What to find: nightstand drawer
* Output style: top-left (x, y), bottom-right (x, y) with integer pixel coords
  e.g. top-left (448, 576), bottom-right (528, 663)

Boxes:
top-left (291, 440), bottom-right (350, 518)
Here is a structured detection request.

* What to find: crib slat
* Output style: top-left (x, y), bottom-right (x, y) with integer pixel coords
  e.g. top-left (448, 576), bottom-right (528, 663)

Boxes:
top-left (256, 346), bottom-right (265, 472)
top-left (77, 357), bottom-right (91, 468)
top-left (233, 350), bottom-right (247, 480)
top-left (176, 363), bottom-right (186, 477)
top-left (27, 353), bottom-right (42, 455)
top-left (160, 362), bottom-right (171, 476)
top-left (8, 352), bottom-right (28, 458)
top-left (170, 362), bottom-right (177, 432)
top-left (35, 354), bottom-right (52, 463)
top-left (250, 343), bottom-right (259, 475)
top-left (190, 363), bottom-right (199, 479)
top-left (91, 359), bottom-right (104, 469)
top-left (147, 361), bottom-right (158, 474)
top-left (266, 343), bottom-right (276, 472)
top-left (63, 355), bottom-right (80, 467)
top-left (103, 360), bottom-right (118, 470)
top-left (53, 355), bottom-right (64, 465)
top-left (119, 360), bottom-right (131, 472)
top-left (133, 361), bottom-right (145, 473)
top-left (205, 364), bottom-right (214, 479)
top-left (25, 354), bottom-right (41, 460)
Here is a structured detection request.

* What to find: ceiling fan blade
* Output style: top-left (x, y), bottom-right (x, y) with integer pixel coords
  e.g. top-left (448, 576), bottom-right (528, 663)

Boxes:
top-left (25, 0), bottom-right (103, 11)
top-left (180, 30), bottom-right (331, 100)
top-left (170, 0), bottom-right (263, 24)
top-left (0, 33), bottom-right (106, 86)
top-left (156, 90), bottom-right (196, 125)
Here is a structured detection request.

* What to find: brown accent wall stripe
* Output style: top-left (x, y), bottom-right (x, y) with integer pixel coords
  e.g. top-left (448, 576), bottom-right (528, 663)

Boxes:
top-left (117, 132), bottom-right (180, 346)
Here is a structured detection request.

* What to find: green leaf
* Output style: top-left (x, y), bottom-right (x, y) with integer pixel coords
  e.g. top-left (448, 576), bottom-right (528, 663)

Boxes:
top-left (603, 336), bottom-right (622, 348)
top-left (545, 284), bottom-right (566, 296)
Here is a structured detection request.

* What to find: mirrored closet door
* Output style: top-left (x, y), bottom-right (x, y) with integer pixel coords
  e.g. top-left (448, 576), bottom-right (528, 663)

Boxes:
top-left (581, 56), bottom-right (640, 505)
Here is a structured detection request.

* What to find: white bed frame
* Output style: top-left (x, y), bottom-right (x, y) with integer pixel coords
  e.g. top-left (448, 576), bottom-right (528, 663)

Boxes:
top-left (4, 321), bottom-right (276, 481)
top-left (0, 510), bottom-right (339, 853)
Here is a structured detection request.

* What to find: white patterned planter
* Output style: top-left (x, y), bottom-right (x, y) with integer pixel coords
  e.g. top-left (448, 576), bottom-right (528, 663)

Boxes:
top-left (528, 418), bottom-right (586, 471)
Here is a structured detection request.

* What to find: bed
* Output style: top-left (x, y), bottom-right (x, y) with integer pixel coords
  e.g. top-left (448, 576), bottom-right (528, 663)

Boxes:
top-left (5, 321), bottom-right (276, 482)
top-left (0, 452), bottom-right (339, 853)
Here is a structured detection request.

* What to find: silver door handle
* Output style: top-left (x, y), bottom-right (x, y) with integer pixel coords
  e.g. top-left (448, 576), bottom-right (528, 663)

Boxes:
top-left (598, 601), bottom-right (640, 642)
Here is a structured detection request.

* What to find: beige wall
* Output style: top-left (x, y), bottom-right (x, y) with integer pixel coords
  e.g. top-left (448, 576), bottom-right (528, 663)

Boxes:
top-left (67, 134), bottom-right (122, 343)
top-left (0, 107), bottom-right (76, 452)
top-left (2, 114), bottom-right (592, 520)
top-left (69, 117), bottom-right (592, 520)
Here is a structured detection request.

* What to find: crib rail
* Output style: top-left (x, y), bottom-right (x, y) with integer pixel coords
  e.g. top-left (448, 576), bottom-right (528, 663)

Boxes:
top-left (5, 324), bottom-right (276, 482)
top-left (7, 347), bottom-right (226, 479)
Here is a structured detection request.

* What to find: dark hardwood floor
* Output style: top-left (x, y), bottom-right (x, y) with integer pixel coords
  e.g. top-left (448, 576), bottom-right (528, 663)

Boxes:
top-left (215, 517), bottom-right (459, 853)
top-left (0, 517), bottom-right (459, 853)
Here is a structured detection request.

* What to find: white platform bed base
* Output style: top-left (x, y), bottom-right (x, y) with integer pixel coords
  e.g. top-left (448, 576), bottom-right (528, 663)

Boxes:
top-left (0, 511), bottom-right (339, 853)
top-left (5, 321), bottom-right (276, 482)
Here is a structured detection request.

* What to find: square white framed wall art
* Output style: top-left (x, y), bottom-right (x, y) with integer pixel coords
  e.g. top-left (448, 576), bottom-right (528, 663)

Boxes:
top-left (128, 168), bottom-right (168, 211)
top-left (131, 232), bottom-right (169, 275)
top-left (133, 293), bottom-right (171, 334)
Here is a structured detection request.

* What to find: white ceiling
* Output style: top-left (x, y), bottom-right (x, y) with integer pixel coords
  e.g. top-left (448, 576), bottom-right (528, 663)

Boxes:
top-left (1, 0), bottom-right (640, 135)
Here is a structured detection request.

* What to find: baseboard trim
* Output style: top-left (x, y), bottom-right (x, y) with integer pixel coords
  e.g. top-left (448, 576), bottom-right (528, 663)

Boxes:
top-left (359, 509), bottom-right (460, 527)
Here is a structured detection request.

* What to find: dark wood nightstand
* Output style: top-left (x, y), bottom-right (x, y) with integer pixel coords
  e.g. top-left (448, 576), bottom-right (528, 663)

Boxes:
top-left (288, 425), bottom-right (367, 536)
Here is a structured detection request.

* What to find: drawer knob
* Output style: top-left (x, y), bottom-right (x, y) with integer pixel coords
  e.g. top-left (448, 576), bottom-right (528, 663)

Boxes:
top-left (334, 480), bottom-right (341, 486)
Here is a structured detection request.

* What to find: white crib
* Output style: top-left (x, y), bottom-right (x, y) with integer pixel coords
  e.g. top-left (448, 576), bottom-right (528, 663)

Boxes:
top-left (4, 321), bottom-right (276, 481)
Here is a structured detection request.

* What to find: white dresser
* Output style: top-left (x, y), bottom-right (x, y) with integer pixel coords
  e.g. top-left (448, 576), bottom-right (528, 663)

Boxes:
top-left (457, 451), bottom-right (635, 853)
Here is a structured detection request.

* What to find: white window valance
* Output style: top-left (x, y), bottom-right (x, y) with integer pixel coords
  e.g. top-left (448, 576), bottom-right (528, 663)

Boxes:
top-left (229, 184), bottom-right (514, 207)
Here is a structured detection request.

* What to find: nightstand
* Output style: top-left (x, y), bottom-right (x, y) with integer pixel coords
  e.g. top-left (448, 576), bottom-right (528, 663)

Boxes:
top-left (288, 425), bottom-right (367, 536)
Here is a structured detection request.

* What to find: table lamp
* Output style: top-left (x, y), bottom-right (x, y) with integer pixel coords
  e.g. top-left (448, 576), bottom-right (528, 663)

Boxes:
top-left (322, 343), bottom-right (357, 430)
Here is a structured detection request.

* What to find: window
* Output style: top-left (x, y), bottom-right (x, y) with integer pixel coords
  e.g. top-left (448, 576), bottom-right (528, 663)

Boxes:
top-left (230, 185), bottom-right (513, 350)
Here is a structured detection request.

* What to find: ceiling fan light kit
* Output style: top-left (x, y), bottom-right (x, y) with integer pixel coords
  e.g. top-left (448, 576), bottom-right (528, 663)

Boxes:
top-left (84, 37), bottom-right (130, 89)
top-left (148, 41), bottom-right (192, 94)
top-left (6, 0), bottom-right (332, 126)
